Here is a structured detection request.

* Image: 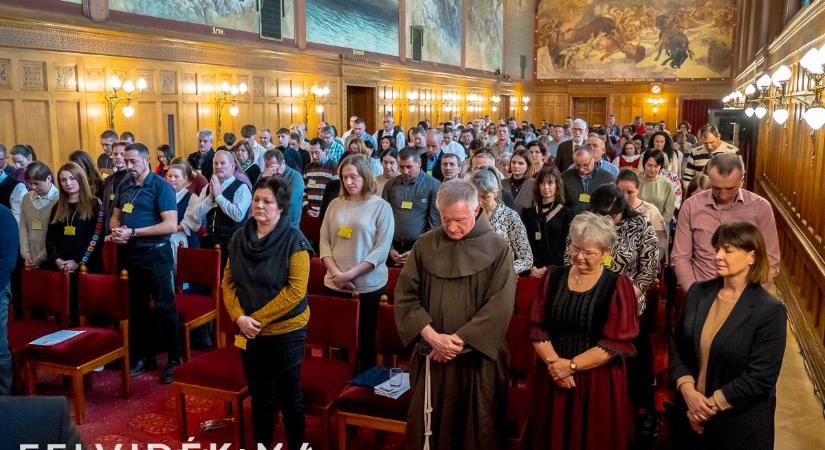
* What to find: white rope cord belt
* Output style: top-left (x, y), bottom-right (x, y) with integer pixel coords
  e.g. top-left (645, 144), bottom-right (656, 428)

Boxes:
top-left (423, 353), bottom-right (433, 450)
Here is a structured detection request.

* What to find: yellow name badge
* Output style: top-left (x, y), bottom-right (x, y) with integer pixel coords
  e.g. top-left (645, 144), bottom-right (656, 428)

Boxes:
top-left (63, 225), bottom-right (76, 236)
top-left (337, 226), bottom-right (353, 239)
top-left (603, 254), bottom-right (612, 267)
top-left (308, 179), bottom-right (317, 186)
top-left (579, 193), bottom-right (591, 203)
top-left (535, 232), bottom-right (542, 240)
top-left (122, 203), bottom-right (134, 213)
top-left (427, 170), bottom-right (433, 176)
top-left (31, 220), bottom-right (43, 231)
top-left (401, 201), bottom-right (414, 209)
top-left (109, 193), bottom-right (115, 201)
top-left (234, 334), bottom-right (247, 350)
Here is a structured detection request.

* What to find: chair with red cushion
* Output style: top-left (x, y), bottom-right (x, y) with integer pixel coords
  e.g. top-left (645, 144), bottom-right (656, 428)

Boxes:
top-left (175, 245), bottom-right (221, 361)
top-left (379, 268), bottom-right (402, 304)
top-left (515, 275), bottom-right (542, 316)
top-left (7, 269), bottom-right (71, 393)
top-left (101, 240), bottom-right (118, 274)
top-left (336, 302), bottom-right (410, 450)
top-left (300, 213), bottom-right (322, 251)
top-left (505, 314), bottom-right (536, 449)
top-left (303, 294), bottom-right (360, 450)
top-left (23, 268), bottom-right (131, 424)
top-left (308, 257), bottom-right (328, 295)
top-left (172, 292), bottom-right (248, 448)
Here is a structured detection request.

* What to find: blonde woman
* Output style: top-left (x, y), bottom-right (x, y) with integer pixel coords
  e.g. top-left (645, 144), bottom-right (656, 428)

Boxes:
top-left (319, 154), bottom-right (394, 372)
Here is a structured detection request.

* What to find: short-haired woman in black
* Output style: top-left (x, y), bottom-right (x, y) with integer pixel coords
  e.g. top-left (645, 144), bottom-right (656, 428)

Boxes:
top-left (222, 175), bottom-right (313, 449)
top-left (669, 222), bottom-right (786, 450)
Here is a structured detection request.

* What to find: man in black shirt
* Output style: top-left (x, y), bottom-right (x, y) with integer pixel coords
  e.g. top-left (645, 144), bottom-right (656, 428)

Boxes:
top-left (109, 143), bottom-right (180, 384)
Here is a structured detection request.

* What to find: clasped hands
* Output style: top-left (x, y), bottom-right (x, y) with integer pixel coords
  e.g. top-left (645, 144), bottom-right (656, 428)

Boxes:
top-left (108, 226), bottom-right (133, 244)
top-left (236, 315), bottom-right (262, 339)
top-left (329, 268), bottom-right (357, 291)
top-left (389, 249), bottom-right (410, 266)
top-left (544, 356), bottom-right (576, 389)
top-left (422, 326), bottom-right (464, 363)
top-left (680, 384), bottom-right (719, 434)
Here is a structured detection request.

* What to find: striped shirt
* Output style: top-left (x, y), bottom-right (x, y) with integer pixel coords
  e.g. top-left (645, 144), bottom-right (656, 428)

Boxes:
top-left (682, 141), bottom-right (739, 185)
top-left (303, 160), bottom-right (338, 214)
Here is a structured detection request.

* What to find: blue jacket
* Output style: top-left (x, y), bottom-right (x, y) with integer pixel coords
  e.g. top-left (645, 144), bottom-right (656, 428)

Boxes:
top-left (0, 205), bottom-right (18, 290)
top-left (282, 166), bottom-right (305, 228)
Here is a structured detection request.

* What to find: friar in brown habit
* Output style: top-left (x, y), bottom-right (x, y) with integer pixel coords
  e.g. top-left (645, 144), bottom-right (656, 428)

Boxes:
top-left (395, 179), bottom-right (516, 450)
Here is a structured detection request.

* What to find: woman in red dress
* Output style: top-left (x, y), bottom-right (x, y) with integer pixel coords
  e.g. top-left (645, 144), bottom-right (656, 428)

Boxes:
top-left (529, 211), bottom-right (640, 450)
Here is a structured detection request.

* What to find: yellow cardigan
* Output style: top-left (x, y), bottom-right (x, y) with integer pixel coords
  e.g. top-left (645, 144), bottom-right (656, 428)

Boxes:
top-left (222, 250), bottom-right (311, 336)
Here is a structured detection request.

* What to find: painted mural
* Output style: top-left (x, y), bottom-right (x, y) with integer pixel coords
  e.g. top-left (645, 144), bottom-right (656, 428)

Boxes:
top-left (108, 0), bottom-right (267, 34)
top-left (465, 0), bottom-right (504, 72)
top-left (406, 0), bottom-right (461, 66)
top-left (306, 0), bottom-right (399, 56)
top-left (535, 0), bottom-right (736, 79)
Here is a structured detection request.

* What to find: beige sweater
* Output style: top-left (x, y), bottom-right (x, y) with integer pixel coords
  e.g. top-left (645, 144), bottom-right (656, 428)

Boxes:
top-left (19, 190), bottom-right (57, 266)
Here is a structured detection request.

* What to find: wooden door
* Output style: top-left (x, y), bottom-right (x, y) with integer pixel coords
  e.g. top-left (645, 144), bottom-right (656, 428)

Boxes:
top-left (572, 97), bottom-right (607, 128)
top-left (346, 86), bottom-right (377, 132)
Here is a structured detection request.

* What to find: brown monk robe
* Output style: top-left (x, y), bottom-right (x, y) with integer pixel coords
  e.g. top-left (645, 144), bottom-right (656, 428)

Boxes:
top-left (395, 212), bottom-right (516, 450)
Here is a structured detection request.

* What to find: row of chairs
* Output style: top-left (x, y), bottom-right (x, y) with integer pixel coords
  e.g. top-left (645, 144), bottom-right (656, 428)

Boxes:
top-left (171, 257), bottom-right (539, 450)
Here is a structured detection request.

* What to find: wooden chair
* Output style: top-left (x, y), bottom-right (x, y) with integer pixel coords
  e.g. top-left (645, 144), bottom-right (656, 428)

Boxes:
top-left (23, 268), bottom-right (131, 424)
top-left (101, 240), bottom-right (118, 275)
top-left (336, 302), bottom-right (410, 450)
top-left (7, 269), bottom-right (70, 393)
top-left (172, 292), bottom-right (248, 448)
top-left (302, 294), bottom-right (360, 450)
top-left (378, 268), bottom-right (402, 304)
top-left (505, 314), bottom-right (536, 449)
top-left (175, 244), bottom-right (221, 361)
top-left (308, 257), bottom-right (328, 295)
top-left (515, 275), bottom-right (543, 316)
top-left (300, 213), bottom-right (322, 252)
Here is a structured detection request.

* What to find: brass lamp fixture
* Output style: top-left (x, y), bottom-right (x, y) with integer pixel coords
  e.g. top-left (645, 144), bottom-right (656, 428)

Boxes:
top-left (105, 75), bottom-right (147, 131)
top-left (215, 80), bottom-right (247, 138)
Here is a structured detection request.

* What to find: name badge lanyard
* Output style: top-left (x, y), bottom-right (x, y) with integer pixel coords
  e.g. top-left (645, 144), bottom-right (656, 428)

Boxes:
top-left (401, 181), bottom-right (417, 209)
top-left (64, 204), bottom-right (79, 236)
top-left (123, 183), bottom-right (146, 214)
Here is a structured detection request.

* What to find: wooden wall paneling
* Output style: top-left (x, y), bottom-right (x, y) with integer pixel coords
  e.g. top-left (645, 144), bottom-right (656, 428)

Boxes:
top-left (252, 103), bottom-right (265, 130)
top-left (180, 102), bottom-right (199, 153)
top-left (54, 100), bottom-right (82, 163)
top-left (19, 100), bottom-right (52, 168)
top-left (160, 102), bottom-right (179, 154)
top-left (0, 100), bottom-right (16, 145)
top-left (266, 103), bottom-right (279, 131)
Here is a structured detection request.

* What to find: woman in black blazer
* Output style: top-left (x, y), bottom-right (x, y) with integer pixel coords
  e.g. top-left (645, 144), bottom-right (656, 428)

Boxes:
top-left (669, 221), bottom-right (786, 450)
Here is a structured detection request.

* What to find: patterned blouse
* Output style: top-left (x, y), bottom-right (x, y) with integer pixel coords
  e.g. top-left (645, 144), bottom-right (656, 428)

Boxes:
top-left (489, 202), bottom-right (534, 274)
top-left (610, 213), bottom-right (661, 315)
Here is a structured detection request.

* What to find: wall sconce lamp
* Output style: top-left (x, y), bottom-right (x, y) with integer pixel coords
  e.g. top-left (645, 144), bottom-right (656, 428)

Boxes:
top-left (215, 81), bottom-right (247, 138)
top-left (646, 96), bottom-right (665, 113)
top-left (303, 84), bottom-right (330, 124)
top-left (105, 75), bottom-right (147, 131)
top-left (724, 45), bottom-right (825, 130)
top-left (400, 89), bottom-right (420, 126)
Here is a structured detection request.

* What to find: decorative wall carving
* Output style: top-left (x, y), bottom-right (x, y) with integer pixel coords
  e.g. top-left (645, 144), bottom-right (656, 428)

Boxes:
top-left (0, 59), bottom-right (10, 89)
top-left (182, 73), bottom-right (196, 94)
top-left (199, 73), bottom-right (214, 94)
top-left (54, 64), bottom-right (77, 91)
top-left (252, 76), bottom-right (264, 97)
top-left (160, 70), bottom-right (176, 94)
top-left (137, 70), bottom-right (153, 92)
top-left (85, 68), bottom-right (105, 91)
top-left (20, 60), bottom-right (46, 90)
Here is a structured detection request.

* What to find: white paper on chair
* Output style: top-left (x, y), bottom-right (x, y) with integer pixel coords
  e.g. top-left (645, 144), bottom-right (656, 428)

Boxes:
top-left (29, 330), bottom-right (85, 346)
top-left (374, 373), bottom-right (410, 399)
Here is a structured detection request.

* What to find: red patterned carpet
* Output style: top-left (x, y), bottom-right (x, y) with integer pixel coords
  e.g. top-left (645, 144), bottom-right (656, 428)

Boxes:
top-left (31, 353), bottom-right (405, 450)
top-left (29, 336), bottom-right (672, 450)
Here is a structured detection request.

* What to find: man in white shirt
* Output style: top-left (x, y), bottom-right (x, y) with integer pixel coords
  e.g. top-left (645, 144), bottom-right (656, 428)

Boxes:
top-left (0, 146), bottom-right (26, 224)
top-left (341, 115), bottom-right (359, 142)
top-left (375, 114), bottom-right (406, 149)
top-left (440, 126), bottom-right (467, 161)
top-left (182, 150), bottom-right (251, 269)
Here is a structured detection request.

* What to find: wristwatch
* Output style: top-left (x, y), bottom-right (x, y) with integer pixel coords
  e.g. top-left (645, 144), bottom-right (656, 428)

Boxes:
top-left (569, 358), bottom-right (578, 372)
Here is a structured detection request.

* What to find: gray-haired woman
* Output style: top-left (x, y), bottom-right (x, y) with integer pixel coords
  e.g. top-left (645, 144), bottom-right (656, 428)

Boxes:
top-left (528, 212), bottom-right (640, 450)
top-left (471, 167), bottom-right (533, 274)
